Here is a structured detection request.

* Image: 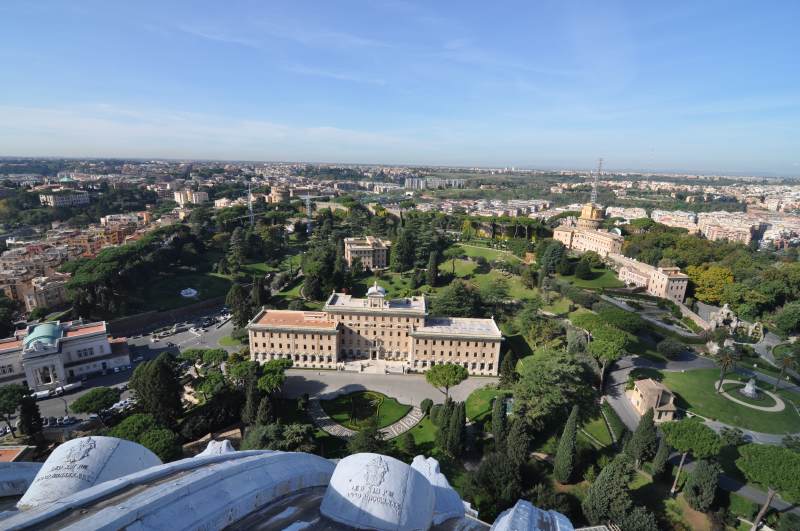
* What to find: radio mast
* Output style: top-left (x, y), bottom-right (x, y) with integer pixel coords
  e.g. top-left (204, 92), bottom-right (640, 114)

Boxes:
top-left (590, 158), bottom-right (603, 205)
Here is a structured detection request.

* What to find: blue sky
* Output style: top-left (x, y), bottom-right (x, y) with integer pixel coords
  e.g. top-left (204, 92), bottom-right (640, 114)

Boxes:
top-left (1, 1), bottom-right (798, 174)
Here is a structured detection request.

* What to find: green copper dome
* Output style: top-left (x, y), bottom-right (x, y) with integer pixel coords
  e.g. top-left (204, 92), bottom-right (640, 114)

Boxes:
top-left (23, 323), bottom-right (62, 349)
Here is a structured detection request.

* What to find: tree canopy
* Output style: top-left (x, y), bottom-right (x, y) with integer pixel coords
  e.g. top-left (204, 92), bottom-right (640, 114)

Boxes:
top-left (425, 363), bottom-right (469, 399)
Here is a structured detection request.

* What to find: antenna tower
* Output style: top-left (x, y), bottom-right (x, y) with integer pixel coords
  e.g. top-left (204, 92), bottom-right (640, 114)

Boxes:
top-left (590, 157), bottom-right (603, 205)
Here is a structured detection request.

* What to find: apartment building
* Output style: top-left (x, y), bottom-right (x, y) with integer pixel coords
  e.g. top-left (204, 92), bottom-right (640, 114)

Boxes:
top-left (38, 190), bottom-right (90, 208)
top-left (248, 283), bottom-right (503, 375)
top-left (343, 236), bottom-right (391, 269)
top-left (0, 320), bottom-right (130, 391)
top-left (173, 190), bottom-right (209, 207)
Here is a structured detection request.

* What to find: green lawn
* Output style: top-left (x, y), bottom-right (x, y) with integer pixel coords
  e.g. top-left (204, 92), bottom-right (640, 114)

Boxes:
top-left (144, 271), bottom-right (232, 311)
top-left (558, 268), bottom-right (624, 289)
top-left (582, 416), bottom-right (613, 447)
top-left (472, 269), bottom-right (538, 299)
top-left (660, 369), bottom-right (800, 433)
top-left (465, 387), bottom-right (511, 422)
top-left (455, 243), bottom-right (521, 262)
top-left (543, 296), bottom-right (572, 316)
top-left (352, 273), bottom-right (413, 298)
top-left (218, 335), bottom-right (244, 347)
top-left (320, 391), bottom-right (411, 430)
top-left (439, 258), bottom-right (477, 278)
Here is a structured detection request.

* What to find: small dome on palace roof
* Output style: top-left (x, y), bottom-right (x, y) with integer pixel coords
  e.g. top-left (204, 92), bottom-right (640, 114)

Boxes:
top-left (366, 281), bottom-right (387, 296)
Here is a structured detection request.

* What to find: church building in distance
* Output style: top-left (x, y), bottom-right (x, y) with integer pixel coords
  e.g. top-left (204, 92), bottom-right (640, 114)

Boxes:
top-left (247, 283), bottom-right (503, 375)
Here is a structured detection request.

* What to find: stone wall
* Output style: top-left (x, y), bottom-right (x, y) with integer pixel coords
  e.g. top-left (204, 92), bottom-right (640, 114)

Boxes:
top-left (107, 296), bottom-right (225, 336)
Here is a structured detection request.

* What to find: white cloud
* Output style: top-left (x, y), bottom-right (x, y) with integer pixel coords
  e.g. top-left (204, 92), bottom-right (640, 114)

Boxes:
top-left (0, 104), bottom-right (423, 162)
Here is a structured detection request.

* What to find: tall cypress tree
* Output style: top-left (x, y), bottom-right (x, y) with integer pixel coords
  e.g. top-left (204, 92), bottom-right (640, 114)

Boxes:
top-left (436, 399), bottom-right (455, 451)
top-left (255, 396), bottom-right (273, 426)
top-left (651, 438), bottom-right (670, 477)
top-left (446, 402), bottom-right (466, 457)
top-left (553, 405), bottom-right (579, 484)
top-left (629, 409), bottom-right (658, 469)
top-left (506, 419), bottom-right (530, 467)
top-left (491, 396), bottom-right (508, 452)
top-left (241, 375), bottom-right (262, 425)
top-left (499, 353), bottom-right (517, 387)
top-left (426, 251), bottom-right (439, 287)
top-left (18, 393), bottom-right (43, 439)
top-left (251, 276), bottom-right (264, 308)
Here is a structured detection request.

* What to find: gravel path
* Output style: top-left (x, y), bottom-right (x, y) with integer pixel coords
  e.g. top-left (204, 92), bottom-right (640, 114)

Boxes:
top-left (308, 399), bottom-right (424, 440)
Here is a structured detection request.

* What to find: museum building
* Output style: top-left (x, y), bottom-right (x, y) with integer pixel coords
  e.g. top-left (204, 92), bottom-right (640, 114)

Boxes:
top-left (0, 320), bottom-right (129, 391)
top-left (247, 283), bottom-right (503, 375)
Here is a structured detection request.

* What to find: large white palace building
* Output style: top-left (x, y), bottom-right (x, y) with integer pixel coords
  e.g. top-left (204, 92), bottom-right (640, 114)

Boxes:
top-left (247, 283), bottom-right (503, 375)
top-left (0, 320), bottom-right (129, 392)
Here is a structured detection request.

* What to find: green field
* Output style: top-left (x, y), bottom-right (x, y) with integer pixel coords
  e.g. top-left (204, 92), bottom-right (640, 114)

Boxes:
top-left (558, 268), bottom-right (624, 289)
top-left (582, 416), bottom-right (613, 447)
top-left (465, 387), bottom-right (511, 422)
top-left (660, 369), bottom-right (800, 433)
top-left (144, 272), bottom-right (232, 311)
top-left (472, 269), bottom-right (538, 299)
top-left (455, 243), bottom-right (521, 262)
top-left (353, 273), bottom-right (413, 298)
top-left (320, 391), bottom-right (412, 430)
top-left (439, 258), bottom-right (478, 278)
top-left (218, 335), bottom-right (243, 347)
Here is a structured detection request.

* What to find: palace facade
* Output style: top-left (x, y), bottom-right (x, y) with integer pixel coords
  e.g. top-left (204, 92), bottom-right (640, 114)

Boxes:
top-left (247, 283), bottom-right (503, 375)
top-left (343, 236), bottom-right (391, 269)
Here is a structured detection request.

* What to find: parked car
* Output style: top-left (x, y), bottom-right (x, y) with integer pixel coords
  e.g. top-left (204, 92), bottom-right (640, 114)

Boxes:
top-left (132, 355), bottom-right (144, 362)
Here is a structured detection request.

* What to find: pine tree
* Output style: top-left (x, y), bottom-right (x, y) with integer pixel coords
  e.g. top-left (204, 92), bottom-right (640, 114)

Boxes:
top-left (553, 405), bottom-right (579, 484)
top-left (506, 419), bottom-right (530, 467)
top-left (684, 460), bottom-right (720, 512)
top-left (651, 438), bottom-right (670, 477)
top-left (241, 375), bottom-right (262, 425)
top-left (255, 397), bottom-right (273, 426)
top-left (491, 395), bottom-right (508, 452)
top-left (426, 251), bottom-right (439, 287)
top-left (629, 409), bottom-right (658, 469)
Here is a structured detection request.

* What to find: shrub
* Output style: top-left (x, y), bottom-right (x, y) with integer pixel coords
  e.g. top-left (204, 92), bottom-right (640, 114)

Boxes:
top-left (601, 402), bottom-right (627, 442)
top-left (420, 398), bottom-right (433, 415)
top-left (657, 338), bottom-right (686, 359)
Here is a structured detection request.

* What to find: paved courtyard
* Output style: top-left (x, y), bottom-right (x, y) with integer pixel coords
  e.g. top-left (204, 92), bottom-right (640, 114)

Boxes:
top-left (282, 369), bottom-right (497, 407)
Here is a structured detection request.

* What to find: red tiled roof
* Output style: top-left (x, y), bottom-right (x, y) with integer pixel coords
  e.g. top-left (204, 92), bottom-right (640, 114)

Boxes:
top-left (255, 310), bottom-right (336, 329)
top-left (65, 323), bottom-right (106, 337)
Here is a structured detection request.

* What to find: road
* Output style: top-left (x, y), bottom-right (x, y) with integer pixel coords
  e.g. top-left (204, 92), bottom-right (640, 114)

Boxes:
top-left (281, 369), bottom-right (496, 406)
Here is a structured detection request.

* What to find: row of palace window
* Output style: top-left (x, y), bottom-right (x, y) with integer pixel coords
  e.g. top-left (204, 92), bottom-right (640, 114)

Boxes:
top-left (417, 350), bottom-right (492, 358)
top-left (258, 343), bottom-right (333, 351)
top-left (413, 360), bottom-right (493, 371)
top-left (0, 364), bottom-right (15, 375)
top-left (76, 347), bottom-right (95, 359)
top-left (253, 331), bottom-right (332, 340)
top-left (420, 339), bottom-right (489, 347)
top-left (256, 353), bottom-right (333, 363)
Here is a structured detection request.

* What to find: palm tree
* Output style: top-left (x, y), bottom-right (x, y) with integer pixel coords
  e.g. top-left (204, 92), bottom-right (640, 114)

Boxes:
top-left (716, 346), bottom-right (738, 392)
top-left (775, 346), bottom-right (799, 391)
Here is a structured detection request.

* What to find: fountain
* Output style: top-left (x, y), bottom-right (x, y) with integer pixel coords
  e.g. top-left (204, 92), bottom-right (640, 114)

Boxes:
top-left (739, 378), bottom-right (758, 399)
